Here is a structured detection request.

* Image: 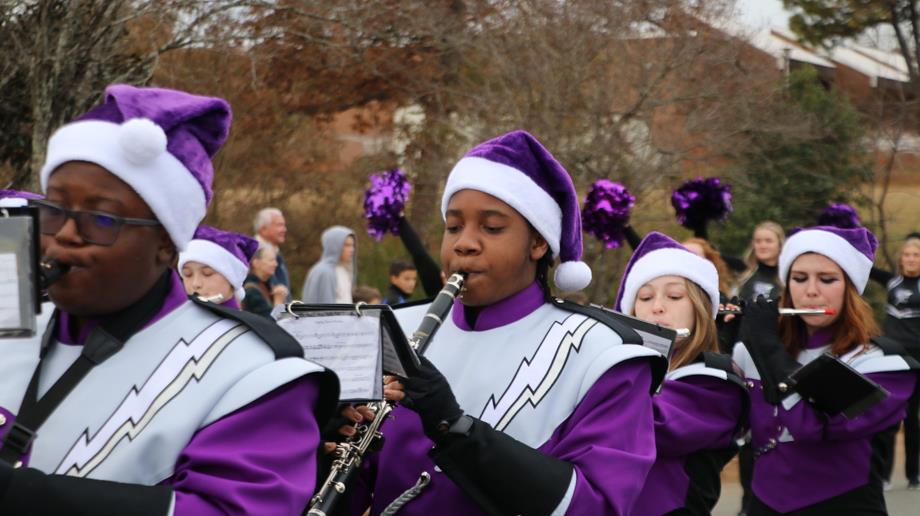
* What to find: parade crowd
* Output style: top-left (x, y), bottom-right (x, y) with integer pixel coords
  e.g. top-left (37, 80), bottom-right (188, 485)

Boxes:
top-left (1, 83), bottom-right (919, 516)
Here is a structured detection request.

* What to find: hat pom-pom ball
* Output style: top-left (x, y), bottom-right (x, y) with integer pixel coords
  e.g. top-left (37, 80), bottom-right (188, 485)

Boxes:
top-left (554, 260), bottom-right (592, 292)
top-left (118, 118), bottom-right (167, 165)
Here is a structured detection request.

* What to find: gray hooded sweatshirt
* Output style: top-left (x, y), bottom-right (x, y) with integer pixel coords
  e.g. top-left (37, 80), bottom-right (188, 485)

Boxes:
top-left (301, 226), bottom-right (357, 303)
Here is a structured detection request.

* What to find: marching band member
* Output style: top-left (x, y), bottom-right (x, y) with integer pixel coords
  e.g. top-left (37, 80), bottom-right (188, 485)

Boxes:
top-left (344, 130), bottom-right (667, 515)
top-left (736, 221), bottom-right (785, 302)
top-left (178, 225), bottom-right (258, 309)
top-left (734, 226), bottom-right (918, 515)
top-left (733, 221), bottom-right (784, 515)
top-left (617, 232), bottom-right (748, 515)
top-left (869, 235), bottom-right (920, 490)
top-left (0, 84), bottom-right (338, 515)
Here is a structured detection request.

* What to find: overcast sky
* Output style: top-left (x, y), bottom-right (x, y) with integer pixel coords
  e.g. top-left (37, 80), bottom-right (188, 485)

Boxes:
top-left (736, 0), bottom-right (791, 29)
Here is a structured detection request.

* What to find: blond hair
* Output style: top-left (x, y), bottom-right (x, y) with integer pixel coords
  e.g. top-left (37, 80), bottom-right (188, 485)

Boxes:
top-left (898, 238), bottom-right (920, 276)
top-left (629, 278), bottom-right (719, 371)
top-left (669, 280), bottom-right (720, 370)
top-left (739, 221), bottom-right (785, 284)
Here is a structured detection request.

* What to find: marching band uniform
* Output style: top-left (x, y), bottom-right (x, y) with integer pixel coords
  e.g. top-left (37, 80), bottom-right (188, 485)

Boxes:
top-left (0, 85), bottom-right (338, 515)
top-left (733, 226), bottom-right (919, 515)
top-left (179, 225), bottom-right (259, 309)
top-left (737, 261), bottom-right (781, 302)
top-left (618, 232), bottom-right (748, 515)
top-left (345, 130), bottom-right (668, 515)
top-left (870, 259), bottom-right (920, 488)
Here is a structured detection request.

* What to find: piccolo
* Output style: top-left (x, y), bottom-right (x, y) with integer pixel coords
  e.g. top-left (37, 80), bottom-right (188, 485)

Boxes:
top-left (196, 293), bottom-right (225, 303)
top-left (718, 307), bottom-right (837, 316)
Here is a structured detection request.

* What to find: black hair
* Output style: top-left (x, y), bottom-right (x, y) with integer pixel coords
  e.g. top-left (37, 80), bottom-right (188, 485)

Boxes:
top-left (537, 250), bottom-right (554, 299)
top-left (388, 259), bottom-right (416, 277)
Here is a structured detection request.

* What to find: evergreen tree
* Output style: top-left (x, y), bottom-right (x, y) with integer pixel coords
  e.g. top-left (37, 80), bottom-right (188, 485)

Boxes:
top-left (714, 66), bottom-right (871, 255)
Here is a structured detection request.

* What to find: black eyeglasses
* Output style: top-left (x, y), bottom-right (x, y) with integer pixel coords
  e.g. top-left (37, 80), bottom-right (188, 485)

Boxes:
top-left (33, 199), bottom-right (161, 246)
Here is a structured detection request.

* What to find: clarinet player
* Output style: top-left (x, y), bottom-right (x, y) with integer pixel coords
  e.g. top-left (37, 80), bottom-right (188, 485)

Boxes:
top-left (334, 130), bottom-right (667, 515)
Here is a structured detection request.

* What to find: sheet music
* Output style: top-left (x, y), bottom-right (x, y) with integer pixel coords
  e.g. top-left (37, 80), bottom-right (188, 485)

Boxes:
top-left (0, 253), bottom-right (20, 328)
top-left (278, 312), bottom-right (383, 401)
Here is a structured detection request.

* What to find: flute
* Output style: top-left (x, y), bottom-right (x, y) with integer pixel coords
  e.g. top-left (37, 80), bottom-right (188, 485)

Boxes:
top-left (196, 293), bottom-right (225, 303)
top-left (718, 307), bottom-right (837, 316)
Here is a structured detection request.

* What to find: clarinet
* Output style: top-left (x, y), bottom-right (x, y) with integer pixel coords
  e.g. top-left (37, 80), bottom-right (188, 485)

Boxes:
top-left (306, 273), bottom-right (465, 516)
top-left (39, 259), bottom-right (70, 289)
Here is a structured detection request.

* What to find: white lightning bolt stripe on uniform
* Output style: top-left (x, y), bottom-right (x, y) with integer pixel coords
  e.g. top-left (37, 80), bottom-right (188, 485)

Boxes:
top-left (480, 314), bottom-right (597, 431)
top-left (55, 319), bottom-right (247, 477)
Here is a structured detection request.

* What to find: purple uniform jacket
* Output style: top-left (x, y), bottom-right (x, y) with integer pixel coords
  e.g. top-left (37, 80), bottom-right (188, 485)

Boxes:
top-left (345, 284), bottom-right (660, 515)
top-left (736, 329), bottom-right (917, 512)
top-left (632, 373), bottom-right (746, 514)
top-left (0, 272), bottom-right (322, 515)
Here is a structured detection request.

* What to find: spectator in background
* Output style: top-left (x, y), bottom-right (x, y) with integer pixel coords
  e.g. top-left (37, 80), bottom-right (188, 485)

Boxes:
top-left (301, 226), bottom-right (357, 303)
top-left (353, 285), bottom-right (382, 305)
top-left (243, 246), bottom-right (289, 318)
top-left (870, 234), bottom-right (920, 491)
top-left (254, 207), bottom-right (291, 301)
top-left (383, 260), bottom-right (418, 304)
top-left (736, 221), bottom-right (785, 302)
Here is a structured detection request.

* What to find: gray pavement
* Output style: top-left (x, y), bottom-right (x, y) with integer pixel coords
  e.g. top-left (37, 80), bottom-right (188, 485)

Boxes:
top-left (712, 480), bottom-right (918, 516)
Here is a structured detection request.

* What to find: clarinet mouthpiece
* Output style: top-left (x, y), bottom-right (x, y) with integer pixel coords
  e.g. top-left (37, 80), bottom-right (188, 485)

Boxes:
top-left (39, 259), bottom-right (71, 289)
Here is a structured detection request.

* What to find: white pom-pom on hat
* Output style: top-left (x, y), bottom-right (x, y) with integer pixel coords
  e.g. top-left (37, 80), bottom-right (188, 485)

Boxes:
top-left (118, 118), bottom-right (167, 165)
top-left (554, 260), bottom-right (592, 292)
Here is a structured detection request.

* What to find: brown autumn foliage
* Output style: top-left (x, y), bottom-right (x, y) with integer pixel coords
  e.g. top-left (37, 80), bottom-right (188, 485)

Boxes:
top-left (2, 0), bottom-right (817, 300)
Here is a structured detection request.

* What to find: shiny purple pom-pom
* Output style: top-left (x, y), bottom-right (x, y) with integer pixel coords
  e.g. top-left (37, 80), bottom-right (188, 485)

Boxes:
top-left (817, 202), bottom-right (861, 229)
top-left (581, 180), bottom-right (635, 249)
top-left (364, 168), bottom-right (412, 241)
top-left (671, 176), bottom-right (733, 231)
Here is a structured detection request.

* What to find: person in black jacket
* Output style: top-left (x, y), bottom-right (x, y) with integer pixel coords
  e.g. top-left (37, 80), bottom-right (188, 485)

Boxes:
top-left (382, 260), bottom-right (418, 305)
top-left (871, 234), bottom-right (920, 490)
top-left (735, 221), bottom-right (785, 302)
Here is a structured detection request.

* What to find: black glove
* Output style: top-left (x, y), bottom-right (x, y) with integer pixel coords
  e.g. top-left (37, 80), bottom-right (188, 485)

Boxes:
top-left (402, 356), bottom-right (463, 441)
top-left (740, 296), bottom-right (800, 405)
top-left (320, 402), bottom-right (360, 443)
top-left (1, 465), bottom-right (171, 515)
top-left (431, 418), bottom-right (573, 516)
top-left (717, 296), bottom-right (743, 355)
top-left (0, 459), bottom-right (10, 501)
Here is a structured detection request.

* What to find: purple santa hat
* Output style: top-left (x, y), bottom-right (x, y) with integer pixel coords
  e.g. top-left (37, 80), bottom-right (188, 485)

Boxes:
top-left (178, 225), bottom-right (259, 300)
top-left (615, 231), bottom-right (720, 318)
top-left (779, 225), bottom-right (878, 294)
top-left (39, 84), bottom-right (232, 250)
top-left (0, 189), bottom-right (42, 208)
top-left (441, 130), bottom-right (592, 291)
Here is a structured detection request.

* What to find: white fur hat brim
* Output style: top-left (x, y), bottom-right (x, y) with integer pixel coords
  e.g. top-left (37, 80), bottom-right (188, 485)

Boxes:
top-left (619, 247), bottom-right (721, 318)
top-left (779, 229), bottom-right (873, 294)
top-left (179, 239), bottom-right (249, 299)
top-left (40, 119), bottom-right (206, 250)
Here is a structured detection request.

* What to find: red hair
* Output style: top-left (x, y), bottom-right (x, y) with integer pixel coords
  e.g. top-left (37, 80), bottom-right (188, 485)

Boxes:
top-left (778, 276), bottom-right (879, 356)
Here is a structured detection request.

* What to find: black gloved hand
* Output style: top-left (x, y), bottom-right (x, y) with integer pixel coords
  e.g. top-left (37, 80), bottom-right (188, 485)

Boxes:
top-left (402, 356), bottom-right (463, 442)
top-left (320, 402), bottom-right (358, 443)
top-left (740, 296), bottom-right (801, 405)
top-left (717, 296), bottom-right (744, 354)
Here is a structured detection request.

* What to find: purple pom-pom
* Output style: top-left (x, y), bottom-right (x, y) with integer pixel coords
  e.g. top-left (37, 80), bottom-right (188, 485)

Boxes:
top-left (581, 180), bottom-right (635, 249)
top-left (671, 176), bottom-right (733, 230)
top-left (817, 202), bottom-right (861, 229)
top-left (364, 168), bottom-right (412, 241)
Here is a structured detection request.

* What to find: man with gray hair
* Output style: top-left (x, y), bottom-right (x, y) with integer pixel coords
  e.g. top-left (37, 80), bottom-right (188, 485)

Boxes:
top-left (254, 207), bottom-right (292, 301)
